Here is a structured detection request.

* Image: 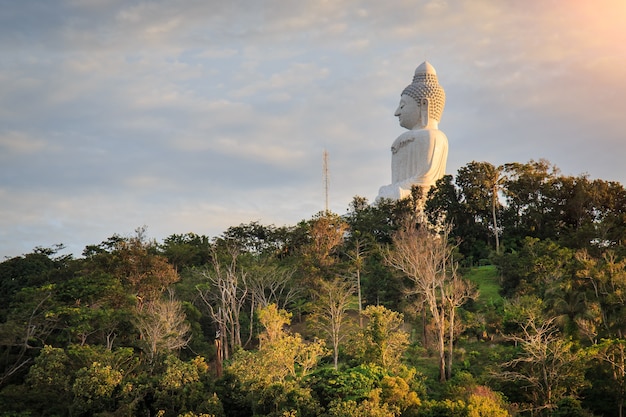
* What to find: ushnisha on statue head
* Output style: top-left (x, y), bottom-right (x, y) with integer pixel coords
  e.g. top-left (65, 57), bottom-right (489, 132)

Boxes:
top-left (394, 61), bottom-right (446, 130)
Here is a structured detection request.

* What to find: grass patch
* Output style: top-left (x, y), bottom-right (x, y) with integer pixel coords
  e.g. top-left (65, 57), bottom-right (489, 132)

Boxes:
top-left (464, 265), bottom-right (502, 307)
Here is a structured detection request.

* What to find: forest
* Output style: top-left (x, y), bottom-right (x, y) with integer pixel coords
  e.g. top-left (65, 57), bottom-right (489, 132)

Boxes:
top-left (2, 158), bottom-right (626, 417)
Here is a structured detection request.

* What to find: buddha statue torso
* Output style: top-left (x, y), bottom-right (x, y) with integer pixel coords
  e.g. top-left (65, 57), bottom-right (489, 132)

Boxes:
top-left (389, 127), bottom-right (448, 194)
top-left (377, 62), bottom-right (448, 201)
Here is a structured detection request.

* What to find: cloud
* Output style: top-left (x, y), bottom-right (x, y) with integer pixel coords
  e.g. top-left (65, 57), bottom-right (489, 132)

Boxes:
top-left (1, 0), bottom-right (625, 258)
top-left (0, 131), bottom-right (48, 154)
top-left (230, 62), bottom-right (330, 98)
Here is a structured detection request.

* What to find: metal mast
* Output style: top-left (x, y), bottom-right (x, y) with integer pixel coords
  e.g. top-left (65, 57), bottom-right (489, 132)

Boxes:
top-left (323, 149), bottom-right (329, 213)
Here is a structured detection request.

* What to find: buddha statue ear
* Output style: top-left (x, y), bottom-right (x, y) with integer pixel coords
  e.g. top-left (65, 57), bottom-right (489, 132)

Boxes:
top-left (420, 98), bottom-right (429, 127)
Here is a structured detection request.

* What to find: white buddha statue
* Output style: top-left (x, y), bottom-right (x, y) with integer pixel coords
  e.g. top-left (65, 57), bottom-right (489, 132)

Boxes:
top-left (377, 61), bottom-right (448, 201)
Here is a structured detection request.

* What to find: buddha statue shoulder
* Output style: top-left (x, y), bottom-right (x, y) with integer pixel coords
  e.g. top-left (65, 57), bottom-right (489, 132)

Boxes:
top-left (377, 61), bottom-right (448, 201)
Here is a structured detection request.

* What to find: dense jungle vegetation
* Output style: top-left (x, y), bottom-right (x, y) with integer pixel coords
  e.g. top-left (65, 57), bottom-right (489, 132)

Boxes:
top-left (2, 159), bottom-right (626, 417)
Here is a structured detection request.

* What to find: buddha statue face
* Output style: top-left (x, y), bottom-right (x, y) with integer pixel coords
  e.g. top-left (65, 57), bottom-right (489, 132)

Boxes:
top-left (395, 94), bottom-right (421, 130)
top-left (396, 61), bottom-right (446, 129)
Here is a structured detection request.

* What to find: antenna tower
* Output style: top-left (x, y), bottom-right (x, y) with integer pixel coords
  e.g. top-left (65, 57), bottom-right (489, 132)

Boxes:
top-left (323, 149), bottom-right (329, 213)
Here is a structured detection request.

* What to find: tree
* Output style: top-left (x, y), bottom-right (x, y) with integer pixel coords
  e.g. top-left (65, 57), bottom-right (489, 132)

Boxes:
top-left (0, 284), bottom-right (58, 387)
top-left (160, 233), bottom-right (211, 271)
top-left (426, 174), bottom-right (492, 264)
top-left (196, 243), bottom-right (248, 361)
top-left (0, 245), bottom-right (68, 321)
top-left (153, 355), bottom-right (224, 416)
top-left (467, 390), bottom-right (510, 417)
top-left (497, 300), bottom-right (589, 415)
top-left (574, 250), bottom-right (626, 416)
top-left (245, 261), bottom-right (301, 348)
top-left (23, 345), bottom-right (73, 416)
top-left (255, 305), bottom-right (325, 380)
top-left (309, 277), bottom-right (356, 369)
top-left (71, 360), bottom-right (123, 415)
top-left (345, 196), bottom-right (414, 309)
top-left (592, 338), bottom-right (626, 417)
top-left (385, 220), bottom-right (474, 381)
top-left (346, 195), bottom-right (415, 246)
top-left (115, 230), bottom-right (180, 307)
top-left (299, 211), bottom-right (349, 283)
top-left (247, 263), bottom-right (299, 311)
top-left (348, 305), bottom-right (409, 372)
top-left (456, 161), bottom-right (505, 254)
top-left (313, 363), bottom-right (422, 417)
top-left (444, 274), bottom-right (478, 379)
top-left (226, 304), bottom-right (326, 416)
top-left (51, 270), bottom-right (133, 349)
top-left (345, 236), bottom-right (367, 327)
top-left (221, 221), bottom-right (288, 258)
top-left (133, 293), bottom-right (191, 361)
top-left (493, 237), bottom-right (576, 298)
top-left (502, 159), bottom-right (560, 245)
top-left (326, 389), bottom-right (402, 417)
top-left (576, 249), bottom-right (626, 338)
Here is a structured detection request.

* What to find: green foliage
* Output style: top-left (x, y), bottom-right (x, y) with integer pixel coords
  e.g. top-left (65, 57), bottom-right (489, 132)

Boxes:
top-left (345, 305), bottom-right (409, 372)
top-left (426, 174), bottom-right (493, 265)
top-left (180, 301), bottom-right (214, 359)
top-left (454, 162), bottom-right (503, 259)
top-left (344, 197), bottom-right (410, 309)
top-left (0, 283), bottom-right (60, 386)
top-left (420, 399), bottom-right (468, 417)
top-left (308, 364), bottom-right (387, 407)
top-left (153, 356), bottom-right (224, 417)
top-left (362, 250), bottom-right (404, 310)
top-left (23, 345), bottom-right (73, 416)
top-left (26, 345), bottom-right (71, 392)
top-left (0, 248), bottom-right (64, 320)
top-left (497, 306), bottom-right (591, 412)
top-left (550, 397), bottom-right (588, 417)
top-left (51, 271), bottom-right (134, 346)
top-left (308, 276), bottom-right (356, 369)
top-left (380, 373), bottom-right (421, 413)
top-left (345, 196), bottom-right (415, 246)
top-left (226, 304), bottom-right (326, 416)
top-left (296, 212), bottom-right (349, 283)
top-left (309, 362), bottom-right (423, 416)
top-left (71, 361), bottom-right (123, 414)
top-left (325, 389), bottom-right (401, 417)
top-left (467, 389), bottom-right (510, 417)
top-left (160, 232), bottom-right (212, 270)
top-left (220, 222), bottom-right (291, 258)
top-left (214, 371), bottom-right (253, 417)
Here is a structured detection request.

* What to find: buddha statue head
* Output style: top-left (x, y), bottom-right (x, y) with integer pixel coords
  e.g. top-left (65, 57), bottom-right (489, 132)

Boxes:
top-left (395, 61), bottom-right (446, 130)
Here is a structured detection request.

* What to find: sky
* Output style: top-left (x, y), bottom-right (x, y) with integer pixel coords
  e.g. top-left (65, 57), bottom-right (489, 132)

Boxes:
top-left (1, 0), bottom-right (626, 259)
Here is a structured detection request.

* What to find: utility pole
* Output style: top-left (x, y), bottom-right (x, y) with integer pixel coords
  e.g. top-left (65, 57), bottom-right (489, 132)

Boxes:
top-left (323, 149), bottom-right (329, 213)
